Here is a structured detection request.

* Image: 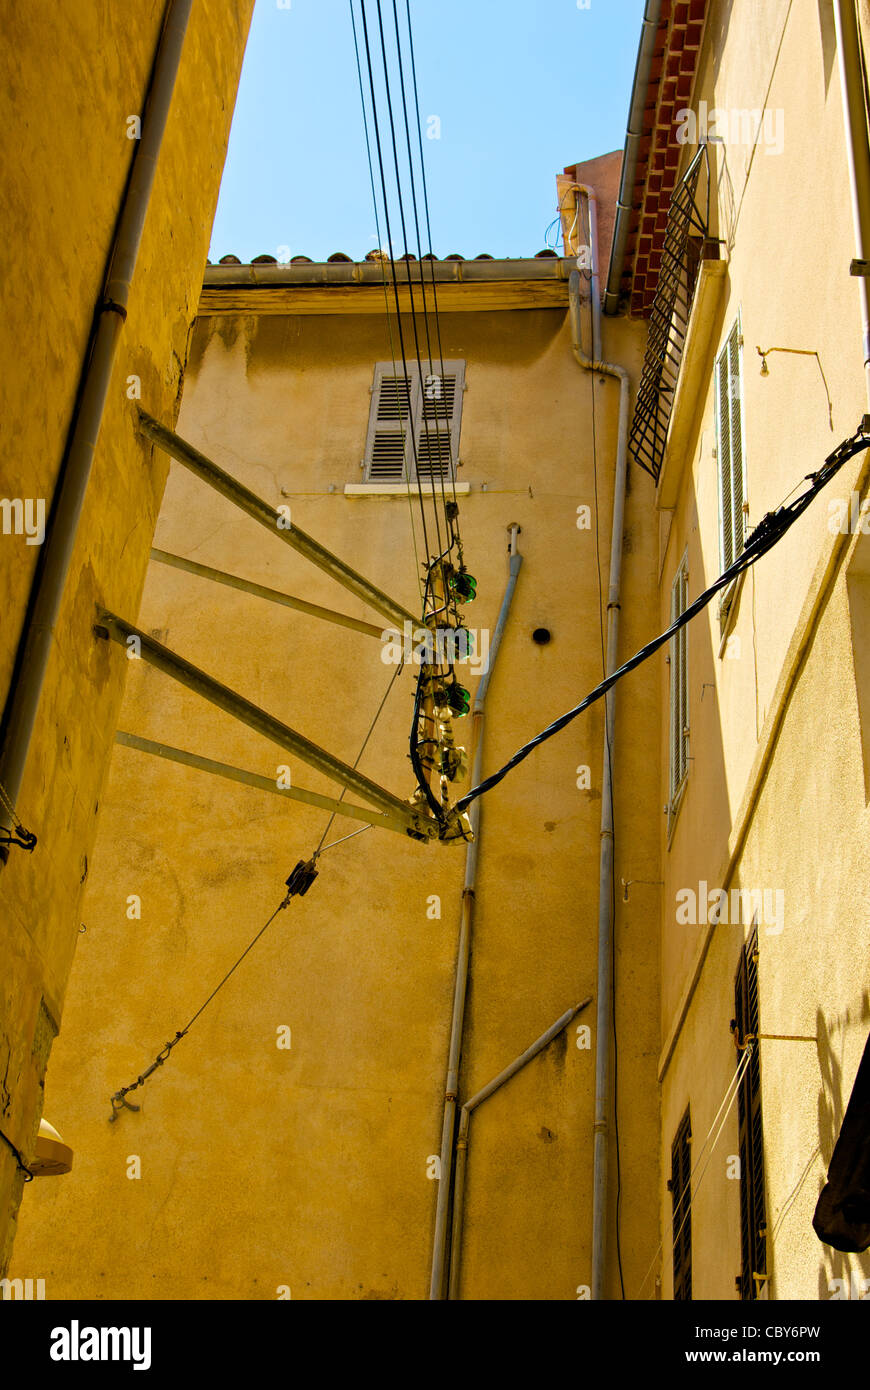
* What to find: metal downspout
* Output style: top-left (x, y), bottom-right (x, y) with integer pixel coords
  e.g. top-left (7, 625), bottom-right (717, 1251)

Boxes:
top-left (0, 0), bottom-right (194, 863)
top-left (834, 0), bottom-right (870, 407)
top-left (604, 0), bottom-right (663, 316)
top-left (428, 524), bottom-right (523, 1300)
top-left (569, 255), bottom-right (631, 1301)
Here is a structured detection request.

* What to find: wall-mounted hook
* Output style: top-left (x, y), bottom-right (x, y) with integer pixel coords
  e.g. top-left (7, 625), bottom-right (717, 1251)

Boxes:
top-left (621, 877), bottom-right (664, 902)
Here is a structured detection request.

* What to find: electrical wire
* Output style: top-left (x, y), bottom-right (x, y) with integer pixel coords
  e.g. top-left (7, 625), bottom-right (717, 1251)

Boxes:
top-left (108, 655), bottom-right (408, 1119)
top-left (455, 419), bottom-right (870, 815)
top-left (388, 0), bottom-right (457, 619)
top-left (350, 0), bottom-right (425, 617)
top-left (355, 0), bottom-right (434, 577)
top-left (108, 887), bottom-right (302, 1119)
top-left (403, 0), bottom-right (464, 551)
top-left (314, 657), bottom-right (406, 855)
top-left (0, 777), bottom-right (36, 851)
top-left (367, 1), bottom-right (448, 576)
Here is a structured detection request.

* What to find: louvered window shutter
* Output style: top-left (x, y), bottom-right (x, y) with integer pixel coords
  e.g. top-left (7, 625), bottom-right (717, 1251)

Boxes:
top-left (364, 365), bottom-right (417, 481)
top-left (671, 1110), bottom-right (692, 1301)
top-left (669, 555), bottom-right (689, 805)
top-left (412, 360), bottom-right (464, 483)
top-left (716, 320), bottom-right (746, 571)
top-left (735, 926), bottom-right (767, 1300)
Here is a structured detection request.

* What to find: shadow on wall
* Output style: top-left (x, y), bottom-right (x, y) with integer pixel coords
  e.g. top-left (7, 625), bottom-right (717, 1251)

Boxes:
top-left (815, 998), bottom-right (870, 1299)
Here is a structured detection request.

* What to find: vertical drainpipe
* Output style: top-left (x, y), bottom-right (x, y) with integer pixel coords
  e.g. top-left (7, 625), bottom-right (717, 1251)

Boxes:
top-left (0, 0), bottom-right (194, 863)
top-left (834, 0), bottom-right (870, 408)
top-left (428, 524), bottom-right (523, 1300)
top-left (569, 219), bottom-right (631, 1299)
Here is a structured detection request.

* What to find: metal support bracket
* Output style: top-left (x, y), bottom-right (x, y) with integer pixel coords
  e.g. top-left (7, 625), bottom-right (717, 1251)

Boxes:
top-left (115, 731), bottom-right (416, 837)
top-left (96, 610), bottom-right (437, 839)
top-left (137, 409), bottom-right (417, 630)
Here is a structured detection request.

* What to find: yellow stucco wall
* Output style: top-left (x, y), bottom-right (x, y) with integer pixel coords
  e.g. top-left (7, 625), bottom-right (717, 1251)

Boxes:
top-left (9, 295), bottom-right (663, 1299)
top-left (657, 0), bottom-right (870, 1300)
top-left (0, 0), bottom-right (253, 1276)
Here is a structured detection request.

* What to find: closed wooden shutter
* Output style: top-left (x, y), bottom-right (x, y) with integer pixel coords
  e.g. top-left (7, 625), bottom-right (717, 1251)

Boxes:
top-left (364, 366), bottom-right (415, 481)
top-left (735, 926), bottom-right (767, 1299)
top-left (363, 361), bottom-right (464, 483)
top-left (716, 319), bottom-right (746, 571)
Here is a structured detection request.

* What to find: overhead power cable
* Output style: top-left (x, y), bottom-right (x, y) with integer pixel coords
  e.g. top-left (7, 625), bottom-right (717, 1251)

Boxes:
top-left (350, 0), bottom-right (425, 616)
top-left (455, 418), bottom-right (870, 814)
top-left (354, 0), bottom-right (435, 577)
top-left (108, 860), bottom-right (318, 1120)
top-left (387, 0), bottom-right (459, 625)
top-left (403, 0), bottom-right (463, 540)
top-left (109, 658), bottom-right (407, 1121)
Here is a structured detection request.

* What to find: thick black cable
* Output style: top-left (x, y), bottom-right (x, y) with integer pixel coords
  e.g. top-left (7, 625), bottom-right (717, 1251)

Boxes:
top-left (314, 657), bottom-right (406, 854)
top-left (456, 420), bottom-right (870, 814)
top-left (108, 892), bottom-right (294, 1118)
top-left (355, 1), bottom-right (455, 820)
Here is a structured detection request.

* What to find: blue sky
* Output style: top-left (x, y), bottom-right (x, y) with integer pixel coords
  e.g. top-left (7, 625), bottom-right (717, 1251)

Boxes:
top-left (209, 0), bottom-right (647, 264)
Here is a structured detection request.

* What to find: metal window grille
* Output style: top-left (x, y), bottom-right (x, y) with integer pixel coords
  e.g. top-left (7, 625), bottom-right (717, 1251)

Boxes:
top-left (363, 361), bottom-right (464, 483)
top-left (734, 926), bottom-right (767, 1300)
top-left (669, 553), bottom-right (690, 811)
top-left (671, 1108), bottom-right (693, 1301)
top-left (629, 145), bottom-right (710, 483)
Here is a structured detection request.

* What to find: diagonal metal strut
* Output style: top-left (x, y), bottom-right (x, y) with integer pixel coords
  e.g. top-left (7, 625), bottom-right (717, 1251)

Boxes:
top-left (114, 731), bottom-right (413, 835)
top-left (137, 409), bottom-right (418, 631)
top-left (150, 549), bottom-right (386, 639)
top-left (95, 609), bottom-right (431, 833)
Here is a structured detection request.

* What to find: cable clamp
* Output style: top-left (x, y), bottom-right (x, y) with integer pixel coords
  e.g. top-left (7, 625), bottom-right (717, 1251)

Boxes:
top-left (285, 858), bottom-right (319, 897)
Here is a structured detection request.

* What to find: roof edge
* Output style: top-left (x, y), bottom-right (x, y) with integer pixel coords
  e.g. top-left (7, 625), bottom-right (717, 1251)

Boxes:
top-left (604, 0), bottom-right (664, 316)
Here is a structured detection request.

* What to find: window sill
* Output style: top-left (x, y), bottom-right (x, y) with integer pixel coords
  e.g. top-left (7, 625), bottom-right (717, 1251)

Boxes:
top-left (344, 481), bottom-right (472, 497)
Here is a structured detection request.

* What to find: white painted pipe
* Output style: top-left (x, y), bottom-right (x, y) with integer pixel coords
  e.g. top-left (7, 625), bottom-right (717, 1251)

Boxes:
top-left (569, 247), bottom-right (631, 1300)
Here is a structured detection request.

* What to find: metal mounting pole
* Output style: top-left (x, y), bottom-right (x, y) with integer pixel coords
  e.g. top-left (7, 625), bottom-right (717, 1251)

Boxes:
top-left (137, 410), bottom-right (418, 630)
top-left (96, 610), bottom-right (430, 829)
